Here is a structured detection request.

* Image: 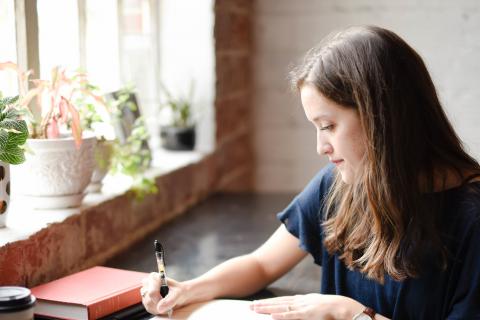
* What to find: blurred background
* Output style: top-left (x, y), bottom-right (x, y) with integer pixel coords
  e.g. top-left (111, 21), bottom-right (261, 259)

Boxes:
top-left (1, 0), bottom-right (479, 194)
top-left (1, 0), bottom-right (480, 294)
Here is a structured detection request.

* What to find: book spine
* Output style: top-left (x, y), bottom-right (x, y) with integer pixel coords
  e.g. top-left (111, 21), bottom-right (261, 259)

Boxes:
top-left (88, 286), bottom-right (142, 320)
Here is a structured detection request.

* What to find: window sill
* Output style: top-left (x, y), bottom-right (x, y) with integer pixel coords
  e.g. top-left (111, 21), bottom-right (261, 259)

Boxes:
top-left (0, 141), bottom-right (249, 287)
top-left (0, 148), bottom-right (208, 247)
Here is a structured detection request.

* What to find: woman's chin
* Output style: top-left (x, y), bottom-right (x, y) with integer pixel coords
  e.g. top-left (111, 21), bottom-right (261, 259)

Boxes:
top-left (338, 170), bottom-right (354, 184)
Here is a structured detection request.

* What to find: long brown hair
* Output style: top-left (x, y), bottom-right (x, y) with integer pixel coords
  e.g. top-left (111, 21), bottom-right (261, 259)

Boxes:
top-left (290, 25), bottom-right (480, 282)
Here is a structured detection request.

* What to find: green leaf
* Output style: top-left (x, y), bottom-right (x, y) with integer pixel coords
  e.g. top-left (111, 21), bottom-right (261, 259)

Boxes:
top-left (0, 130), bottom-right (8, 151)
top-left (0, 145), bottom-right (26, 164)
top-left (0, 120), bottom-right (28, 146)
top-left (108, 115), bottom-right (156, 200)
top-left (3, 107), bottom-right (21, 119)
top-left (0, 129), bottom-right (28, 164)
top-left (0, 95), bottom-right (29, 164)
top-left (0, 96), bottom-right (19, 111)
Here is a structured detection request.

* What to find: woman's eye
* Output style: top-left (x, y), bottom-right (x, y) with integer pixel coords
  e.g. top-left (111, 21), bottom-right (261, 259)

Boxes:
top-left (320, 124), bottom-right (334, 131)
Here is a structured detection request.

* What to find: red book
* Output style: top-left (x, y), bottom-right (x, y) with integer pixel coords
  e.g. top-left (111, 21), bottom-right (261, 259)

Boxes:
top-left (31, 266), bottom-right (148, 320)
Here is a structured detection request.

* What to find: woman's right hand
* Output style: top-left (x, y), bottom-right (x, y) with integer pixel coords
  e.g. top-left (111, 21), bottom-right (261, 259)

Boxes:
top-left (141, 272), bottom-right (188, 315)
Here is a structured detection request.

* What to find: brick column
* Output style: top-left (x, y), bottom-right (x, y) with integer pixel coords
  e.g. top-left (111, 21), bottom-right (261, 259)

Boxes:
top-left (214, 0), bottom-right (254, 191)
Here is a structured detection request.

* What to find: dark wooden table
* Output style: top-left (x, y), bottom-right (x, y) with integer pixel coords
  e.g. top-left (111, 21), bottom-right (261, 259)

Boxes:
top-left (105, 193), bottom-right (321, 309)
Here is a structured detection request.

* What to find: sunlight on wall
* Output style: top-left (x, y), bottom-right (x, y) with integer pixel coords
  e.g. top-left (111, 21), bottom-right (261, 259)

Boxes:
top-left (157, 0), bottom-right (215, 152)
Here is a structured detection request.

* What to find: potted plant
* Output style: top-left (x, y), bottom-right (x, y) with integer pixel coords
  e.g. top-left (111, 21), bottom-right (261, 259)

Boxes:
top-left (0, 95), bottom-right (29, 227)
top-left (102, 87), bottom-right (157, 199)
top-left (109, 116), bottom-right (157, 200)
top-left (76, 80), bottom-right (116, 193)
top-left (72, 80), bottom-right (156, 200)
top-left (1, 62), bottom-right (97, 209)
top-left (159, 83), bottom-right (196, 151)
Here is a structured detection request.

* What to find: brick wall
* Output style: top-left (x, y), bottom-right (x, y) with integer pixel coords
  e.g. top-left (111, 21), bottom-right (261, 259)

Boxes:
top-left (253, 0), bottom-right (480, 192)
top-left (0, 159), bottom-right (219, 286)
top-left (214, 0), bottom-right (254, 191)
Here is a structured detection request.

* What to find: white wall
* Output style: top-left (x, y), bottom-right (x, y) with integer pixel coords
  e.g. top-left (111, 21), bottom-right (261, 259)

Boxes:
top-left (253, 0), bottom-right (480, 192)
top-left (155, 0), bottom-right (215, 152)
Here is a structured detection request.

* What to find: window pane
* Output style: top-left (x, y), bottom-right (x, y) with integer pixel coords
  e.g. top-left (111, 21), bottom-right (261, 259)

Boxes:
top-left (0, 0), bottom-right (18, 96)
top-left (37, 0), bottom-right (80, 79)
top-left (120, 0), bottom-right (156, 110)
top-left (118, 0), bottom-right (158, 150)
top-left (86, 0), bottom-right (121, 92)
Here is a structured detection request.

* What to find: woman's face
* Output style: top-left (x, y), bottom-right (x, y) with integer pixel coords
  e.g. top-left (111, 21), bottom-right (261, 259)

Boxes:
top-left (300, 83), bottom-right (366, 184)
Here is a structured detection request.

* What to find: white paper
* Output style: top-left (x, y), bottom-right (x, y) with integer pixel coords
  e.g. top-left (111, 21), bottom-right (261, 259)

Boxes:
top-left (151, 299), bottom-right (271, 320)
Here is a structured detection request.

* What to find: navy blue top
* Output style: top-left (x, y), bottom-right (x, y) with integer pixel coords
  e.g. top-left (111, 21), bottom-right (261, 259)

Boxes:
top-left (277, 164), bottom-right (480, 320)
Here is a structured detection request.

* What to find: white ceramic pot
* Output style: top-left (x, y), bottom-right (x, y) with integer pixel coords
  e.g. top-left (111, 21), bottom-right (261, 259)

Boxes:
top-left (87, 139), bottom-right (114, 193)
top-left (0, 162), bottom-right (10, 228)
top-left (11, 135), bottom-right (96, 209)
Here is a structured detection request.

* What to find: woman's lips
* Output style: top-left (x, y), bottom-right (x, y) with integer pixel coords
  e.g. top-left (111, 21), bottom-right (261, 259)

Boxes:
top-left (331, 159), bottom-right (344, 165)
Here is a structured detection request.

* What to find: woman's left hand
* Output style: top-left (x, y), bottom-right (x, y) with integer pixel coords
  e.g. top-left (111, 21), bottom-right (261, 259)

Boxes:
top-left (250, 293), bottom-right (364, 320)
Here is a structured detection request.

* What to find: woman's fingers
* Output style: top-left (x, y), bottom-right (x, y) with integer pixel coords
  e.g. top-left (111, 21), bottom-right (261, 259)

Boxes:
top-left (143, 272), bottom-right (161, 292)
top-left (141, 272), bottom-right (166, 315)
top-left (156, 288), bottom-right (178, 314)
top-left (254, 303), bottom-right (302, 320)
top-left (251, 296), bottom-right (310, 319)
top-left (252, 304), bottom-right (293, 314)
top-left (155, 278), bottom-right (185, 314)
top-left (251, 296), bottom-right (298, 315)
top-left (254, 296), bottom-right (295, 304)
top-left (251, 296), bottom-right (294, 309)
top-left (251, 296), bottom-right (295, 308)
top-left (271, 310), bottom-right (302, 320)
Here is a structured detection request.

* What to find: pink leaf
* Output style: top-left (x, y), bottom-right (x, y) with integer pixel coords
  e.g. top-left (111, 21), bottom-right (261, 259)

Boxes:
top-left (19, 69), bottom-right (34, 96)
top-left (50, 94), bottom-right (56, 115)
top-left (46, 118), bottom-right (60, 139)
top-left (0, 62), bottom-right (27, 96)
top-left (19, 87), bottom-right (38, 107)
top-left (62, 97), bottom-right (82, 148)
top-left (58, 96), bottom-right (68, 122)
top-left (0, 61), bottom-right (18, 71)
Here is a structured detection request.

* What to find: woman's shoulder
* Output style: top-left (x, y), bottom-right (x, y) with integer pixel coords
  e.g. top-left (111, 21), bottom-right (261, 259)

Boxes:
top-left (305, 164), bottom-right (336, 195)
top-left (279, 164), bottom-right (335, 220)
top-left (442, 181), bottom-right (480, 236)
top-left (293, 164), bottom-right (335, 208)
top-left (290, 164), bottom-right (335, 218)
top-left (451, 181), bottom-right (480, 217)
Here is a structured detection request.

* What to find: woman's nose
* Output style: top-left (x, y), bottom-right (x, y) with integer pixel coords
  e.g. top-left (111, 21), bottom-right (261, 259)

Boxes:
top-left (317, 139), bottom-right (333, 155)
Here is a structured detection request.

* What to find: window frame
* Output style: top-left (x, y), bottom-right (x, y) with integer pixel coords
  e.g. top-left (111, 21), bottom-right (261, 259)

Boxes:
top-left (14, 0), bottom-right (40, 89)
top-left (12, 0), bottom-right (161, 93)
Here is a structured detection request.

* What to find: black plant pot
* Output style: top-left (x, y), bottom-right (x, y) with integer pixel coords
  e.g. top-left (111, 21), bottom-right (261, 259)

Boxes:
top-left (160, 125), bottom-right (195, 151)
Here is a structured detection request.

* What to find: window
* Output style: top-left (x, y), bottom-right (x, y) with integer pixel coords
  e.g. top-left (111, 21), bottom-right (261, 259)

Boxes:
top-left (0, 0), bottom-right (214, 150)
top-left (37, 0), bottom-right (80, 79)
top-left (119, 0), bottom-right (158, 125)
top-left (0, 0), bottom-right (18, 95)
top-left (158, 0), bottom-right (215, 151)
top-left (85, 0), bottom-right (121, 92)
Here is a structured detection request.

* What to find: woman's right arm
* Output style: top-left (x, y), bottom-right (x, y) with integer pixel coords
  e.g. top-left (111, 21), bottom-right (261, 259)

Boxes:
top-left (142, 224), bottom-right (307, 315)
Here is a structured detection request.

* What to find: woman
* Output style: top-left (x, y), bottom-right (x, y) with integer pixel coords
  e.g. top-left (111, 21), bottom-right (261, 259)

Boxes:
top-left (141, 25), bottom-right (480, 319)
